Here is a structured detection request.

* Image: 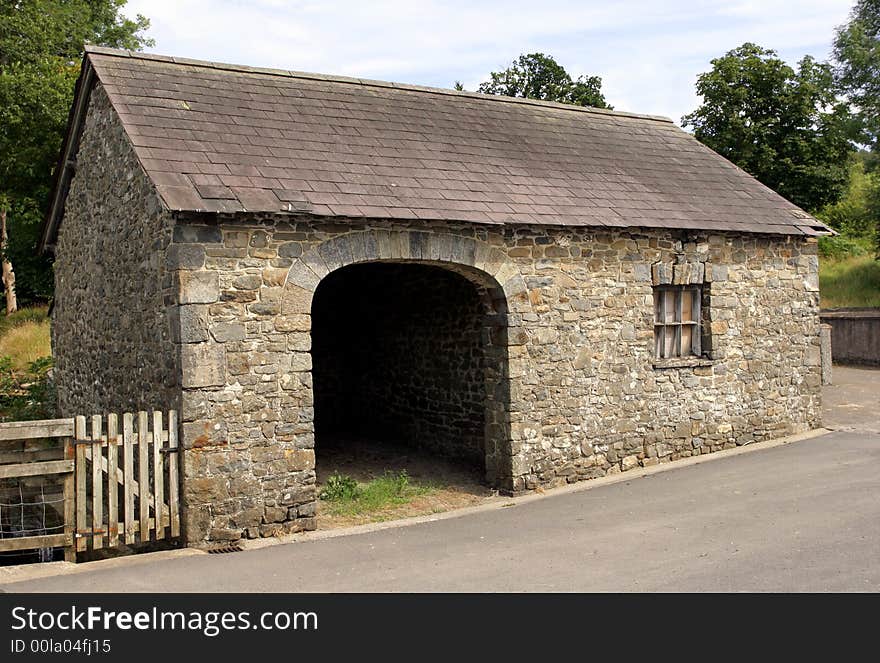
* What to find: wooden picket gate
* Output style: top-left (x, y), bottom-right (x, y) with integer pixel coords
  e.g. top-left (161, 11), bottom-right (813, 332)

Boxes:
top-left (0, 410), bottom-right (180, 561)
top-left (74, 411), bottom-right (180, 552)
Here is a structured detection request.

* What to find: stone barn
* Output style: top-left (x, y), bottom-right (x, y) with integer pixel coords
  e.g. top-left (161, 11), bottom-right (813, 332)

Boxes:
top-left (41, 46), bottom-right (830, 545)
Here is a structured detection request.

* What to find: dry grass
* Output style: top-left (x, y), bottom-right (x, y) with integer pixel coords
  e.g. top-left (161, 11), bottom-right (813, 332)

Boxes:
top-left (0, 307), bottom-right (51, 370)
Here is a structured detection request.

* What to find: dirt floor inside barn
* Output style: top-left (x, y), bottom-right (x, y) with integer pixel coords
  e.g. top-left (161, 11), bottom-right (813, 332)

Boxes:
top-left (314, 437), bottom-right (498, 530)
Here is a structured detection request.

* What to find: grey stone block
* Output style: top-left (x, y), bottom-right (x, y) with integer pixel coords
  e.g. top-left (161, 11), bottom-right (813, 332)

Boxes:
top-left (181, 344), bottom-right (226, 387)
top-left (174, 224), bottom-right (222, 244)
top-left (176, 305), bottom-right (209, 343)
top-left (211, 322), bottom-right (246, 342)
top-left (179, 271), bottom-right (219, 304)
top-left (166, 244), bottom-right (206, 270)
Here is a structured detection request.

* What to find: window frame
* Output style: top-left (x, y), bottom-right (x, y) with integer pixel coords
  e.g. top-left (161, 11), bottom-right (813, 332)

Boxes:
top-left (653, 285), bottom-right (702, 359)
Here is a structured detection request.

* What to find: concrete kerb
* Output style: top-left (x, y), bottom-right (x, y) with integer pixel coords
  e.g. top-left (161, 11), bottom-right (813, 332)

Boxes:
top-left (0, 548), bottom-right (206, 587)
top-left (0, 425), bottom-right (830, 584)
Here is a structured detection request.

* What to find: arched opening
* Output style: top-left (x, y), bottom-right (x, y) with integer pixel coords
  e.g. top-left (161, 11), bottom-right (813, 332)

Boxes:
top-left (310, 261), bottom-right (509, 490)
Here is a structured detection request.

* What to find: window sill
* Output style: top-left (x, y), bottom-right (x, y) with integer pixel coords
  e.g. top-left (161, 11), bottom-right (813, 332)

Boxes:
top-left (652, 357), bottom-right (714, 370)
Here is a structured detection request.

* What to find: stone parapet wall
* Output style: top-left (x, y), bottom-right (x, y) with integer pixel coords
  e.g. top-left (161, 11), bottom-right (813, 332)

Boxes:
top-left (171, 216), bottom-right (821, 543)
top-left (819, 309), bottom-right (880, 366)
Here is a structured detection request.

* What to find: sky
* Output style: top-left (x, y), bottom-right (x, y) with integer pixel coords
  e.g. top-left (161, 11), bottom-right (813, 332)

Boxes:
top-left (122, 0), bottom-right (856, 124)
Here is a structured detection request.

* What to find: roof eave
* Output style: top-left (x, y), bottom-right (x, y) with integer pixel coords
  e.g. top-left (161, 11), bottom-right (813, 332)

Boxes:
top-left (39, 56), bottom-right (96, 255)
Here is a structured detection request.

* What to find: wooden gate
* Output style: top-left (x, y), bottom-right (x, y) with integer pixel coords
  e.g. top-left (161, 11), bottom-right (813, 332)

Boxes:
top-left (0, 410), bottom-right (180, 561)
top-left (73, 411), bottom-right (180, 552)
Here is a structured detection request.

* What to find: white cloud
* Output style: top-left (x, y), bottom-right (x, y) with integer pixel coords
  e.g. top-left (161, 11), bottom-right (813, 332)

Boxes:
top-left (122, 0), bottom-right (854, 122)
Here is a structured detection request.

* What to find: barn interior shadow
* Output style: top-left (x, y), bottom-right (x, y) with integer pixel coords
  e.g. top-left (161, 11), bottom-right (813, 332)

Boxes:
top-left (310, 261), bottom-right (506, 498)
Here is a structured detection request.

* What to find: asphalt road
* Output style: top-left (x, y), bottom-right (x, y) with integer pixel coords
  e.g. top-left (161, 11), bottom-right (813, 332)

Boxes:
top-left (3, 428), bottom-right (879, 592)
top-left (823, 365), bottom-right (880, 434)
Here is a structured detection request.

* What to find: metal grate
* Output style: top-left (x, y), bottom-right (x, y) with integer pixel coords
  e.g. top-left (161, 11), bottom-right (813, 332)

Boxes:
top-left (207, 544), bottom-right (243, 554)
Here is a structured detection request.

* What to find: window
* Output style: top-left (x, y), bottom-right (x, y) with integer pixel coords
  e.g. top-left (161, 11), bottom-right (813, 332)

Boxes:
top-left (654, 286), bottom-right (701, 359)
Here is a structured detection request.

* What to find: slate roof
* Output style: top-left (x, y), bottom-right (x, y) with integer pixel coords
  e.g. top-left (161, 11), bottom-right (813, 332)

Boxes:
top-left (42, 46), bottom-right (832, 250)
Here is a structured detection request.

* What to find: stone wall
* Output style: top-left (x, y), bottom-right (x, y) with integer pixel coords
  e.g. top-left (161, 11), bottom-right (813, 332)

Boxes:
top-left (52, 84), bottom-right (179, 416)
top-left (311, 262), bottom-right (489, 464)
top-left (819, 309), bottom-right (880, 366)
top-left (172, 216), bottom-right (821, 544)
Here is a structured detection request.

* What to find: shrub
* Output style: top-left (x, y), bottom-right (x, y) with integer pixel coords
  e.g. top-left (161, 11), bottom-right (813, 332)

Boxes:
top-left (320, 472), bottom-right (361, 501)
top-left (818, 234), bottom-right (874, 260)
top-left (0, 355), bottom-right (56, 421)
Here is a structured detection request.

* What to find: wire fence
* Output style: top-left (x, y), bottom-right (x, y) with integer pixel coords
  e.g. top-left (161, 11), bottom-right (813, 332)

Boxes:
top-left (0, 478), bottom-right (65, 563)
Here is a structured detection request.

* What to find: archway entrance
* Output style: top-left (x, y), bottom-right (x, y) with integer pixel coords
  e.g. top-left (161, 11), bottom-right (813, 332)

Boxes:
top-left (310, 261), bottom-right (509, 490)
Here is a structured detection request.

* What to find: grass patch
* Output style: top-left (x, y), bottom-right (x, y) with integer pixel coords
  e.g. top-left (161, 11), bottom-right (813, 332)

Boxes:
top-left (319, 470), bottom-right (435, 518)
top-left (0, 305), bottom-right (51, 370)
top-left (0, 305), bottom-right (54, 421)
top-left (0, 319), bottom-right (51, 370)
top-left (0, 305), bottom-right (49, 334)
top-left (819, 254), bottom-right (880, 308)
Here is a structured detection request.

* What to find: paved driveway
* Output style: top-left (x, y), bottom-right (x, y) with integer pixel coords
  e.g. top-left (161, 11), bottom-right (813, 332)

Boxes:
top-left (3, 424), bottom-right (878, 592)
top-left (823, 365), bottom-right (880, 434)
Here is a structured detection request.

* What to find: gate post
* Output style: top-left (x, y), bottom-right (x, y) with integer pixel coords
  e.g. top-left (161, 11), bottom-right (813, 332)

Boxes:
top-left (62, 435), bottom-right (76, 562)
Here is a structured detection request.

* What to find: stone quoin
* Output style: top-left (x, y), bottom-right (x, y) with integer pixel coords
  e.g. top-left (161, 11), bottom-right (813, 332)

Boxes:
top-left (41, 46), bottom-right (830, 545)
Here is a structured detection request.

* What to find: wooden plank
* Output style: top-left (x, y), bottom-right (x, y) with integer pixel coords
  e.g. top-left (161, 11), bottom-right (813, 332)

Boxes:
top-left (168, 410), bottom-right (180, 538)
top-left (74, 416), bottom-right (87, 553)
top-left (91, 415), bottom-right (103, 549)
top-left (0, 418), bottom-right (74, 441)
top-left (123, 413), bottom-right (135, 545)
top-left (0, 459), bottom-right (73, 479)
top-left (107, 413), bottom-right (119, 548)
top-left (152, 411), bottom-right (164, 540)
top-left (0, 533), bottom-right (71, 553)
top-left (63, 436), bottom-right (76, 562)
top-left (138, 411), bottom-right (149, 542)
top-left (84, 446), bottom-right (167, 514)
top-left (0, 448), bottom-right (64, 464)
top-left (675, 289), bottom-right (683, 357)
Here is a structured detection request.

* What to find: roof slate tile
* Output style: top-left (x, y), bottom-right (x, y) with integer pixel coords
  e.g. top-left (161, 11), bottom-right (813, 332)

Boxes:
top-left (79, 48), bottom-right (830, 236)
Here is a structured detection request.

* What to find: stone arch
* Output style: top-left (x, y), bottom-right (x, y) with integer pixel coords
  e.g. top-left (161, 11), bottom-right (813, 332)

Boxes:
top-left (279, 229), bottom-right (529, 491)
top-left (280, 229), bottom-right (532, 317)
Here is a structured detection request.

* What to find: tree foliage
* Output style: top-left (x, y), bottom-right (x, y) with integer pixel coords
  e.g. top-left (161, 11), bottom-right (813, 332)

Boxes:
top-left (0, 0), bottom-right (153, 304)
top-left (815, 153), bottom-right (879, 236)
top-left (833, 0), bottom-right (880, 151)
top-left (681, 43), bottom-right (854, 212)
top-left (477, 53), bottom-right (611, 109)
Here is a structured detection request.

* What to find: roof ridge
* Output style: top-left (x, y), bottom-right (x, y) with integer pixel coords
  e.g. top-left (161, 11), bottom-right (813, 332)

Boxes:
top-left (83, 44), bottom-right (674, 124)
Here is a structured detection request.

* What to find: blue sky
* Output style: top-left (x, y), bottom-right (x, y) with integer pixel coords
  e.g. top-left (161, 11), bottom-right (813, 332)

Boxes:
top-left (123, 0), bottom-right (855, 123)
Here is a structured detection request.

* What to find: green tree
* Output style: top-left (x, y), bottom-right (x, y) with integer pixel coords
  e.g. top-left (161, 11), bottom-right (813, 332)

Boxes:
top-left (833, 0), bottom-right (880, 151)
top-left (833, 0), bottom-right (880, 253)
top-left (815, 153), bottom-right (879, 236)
top-left (477, 53), bottom-right (612, 109)
top-left (0, 0), bottom-right (153, 306)
top-left (681, 43), bottom-right (854, 212)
